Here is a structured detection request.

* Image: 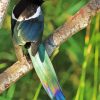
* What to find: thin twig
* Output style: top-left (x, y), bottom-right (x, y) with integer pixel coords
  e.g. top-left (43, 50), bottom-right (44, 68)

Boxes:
top-left (0, 0), bottom-right (100, 94)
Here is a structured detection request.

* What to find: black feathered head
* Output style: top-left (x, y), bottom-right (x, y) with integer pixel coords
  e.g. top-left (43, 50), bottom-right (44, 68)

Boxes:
top-left (13, 0), bottom-right (44, 19)
top-left (32, 0), bottom-right (44, 6)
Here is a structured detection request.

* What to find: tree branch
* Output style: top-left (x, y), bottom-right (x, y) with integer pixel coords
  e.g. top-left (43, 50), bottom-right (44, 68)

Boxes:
top-left (0, 57), bottom-right (32, 94)
top-left (0, 0), bottom-right (99, 94)
top-left (45, 0), bottom-right (100, 56)
top-left (0, 0), bottom-right (10, 28)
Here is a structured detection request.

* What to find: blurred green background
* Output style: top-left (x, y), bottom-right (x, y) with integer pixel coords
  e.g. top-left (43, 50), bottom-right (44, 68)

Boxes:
top-left (0, 0), bottom-right (100, 100)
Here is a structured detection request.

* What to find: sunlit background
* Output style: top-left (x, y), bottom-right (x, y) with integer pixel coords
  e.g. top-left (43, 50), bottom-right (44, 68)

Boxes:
top-left (0, 0), bottom-right (100, 100)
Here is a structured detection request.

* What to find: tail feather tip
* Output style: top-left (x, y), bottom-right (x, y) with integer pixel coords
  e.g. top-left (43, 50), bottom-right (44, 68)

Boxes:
top-left (54, 90), bottom-right (66, 100)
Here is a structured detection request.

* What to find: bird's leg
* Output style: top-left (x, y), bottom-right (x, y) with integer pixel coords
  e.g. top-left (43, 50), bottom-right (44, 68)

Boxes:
top-left (13, 44), bottom-right (24, 62)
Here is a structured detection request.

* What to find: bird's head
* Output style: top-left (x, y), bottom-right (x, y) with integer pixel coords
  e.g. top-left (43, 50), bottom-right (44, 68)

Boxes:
top-left (12, 0), bottom-right (44, 21)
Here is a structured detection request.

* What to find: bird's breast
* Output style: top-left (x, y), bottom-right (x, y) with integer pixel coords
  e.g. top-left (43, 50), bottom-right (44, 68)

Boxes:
top-left (13, 19), bottom-right (44, 45)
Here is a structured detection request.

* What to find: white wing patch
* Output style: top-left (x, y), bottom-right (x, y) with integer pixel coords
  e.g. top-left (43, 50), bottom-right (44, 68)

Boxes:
top-left (25, 7), bottom-right (42, 20)
top-left (12, 6), bottom-right (42, 22)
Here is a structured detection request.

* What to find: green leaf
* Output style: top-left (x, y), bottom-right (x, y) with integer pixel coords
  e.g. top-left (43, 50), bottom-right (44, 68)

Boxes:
top-left (0, 63), bottom-right (7, 69)
top-left (33, 84), bottom-right (42, 100)
top-left (6, 84), bottom-right (16, 100)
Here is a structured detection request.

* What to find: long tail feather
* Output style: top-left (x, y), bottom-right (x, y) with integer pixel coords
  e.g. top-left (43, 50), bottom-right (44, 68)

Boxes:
top-left (28, 44), bottom-right (65, 100)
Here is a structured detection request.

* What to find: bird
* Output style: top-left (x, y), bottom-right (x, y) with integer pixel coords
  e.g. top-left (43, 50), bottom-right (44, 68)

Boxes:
top-left (11, 0), bottom-right (65, 99)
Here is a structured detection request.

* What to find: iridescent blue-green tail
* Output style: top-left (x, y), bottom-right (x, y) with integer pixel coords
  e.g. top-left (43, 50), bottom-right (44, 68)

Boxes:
top-left (28, 44), bottom-right (65, 100)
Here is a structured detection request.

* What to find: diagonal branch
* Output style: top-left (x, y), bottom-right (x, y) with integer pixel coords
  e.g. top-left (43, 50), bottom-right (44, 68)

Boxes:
top-left (0, 0), bottom-right (100, 94)
top-left (0, 57), bottom-right (32, 94)
top-left (45, 0), bottom-right (100, 56)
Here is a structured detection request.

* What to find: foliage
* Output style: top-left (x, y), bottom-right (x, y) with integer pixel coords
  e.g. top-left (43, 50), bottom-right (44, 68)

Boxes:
top-left (0, 0), bottom-right (99, 100)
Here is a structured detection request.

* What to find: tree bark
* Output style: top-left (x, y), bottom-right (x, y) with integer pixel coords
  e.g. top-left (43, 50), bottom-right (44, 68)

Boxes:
top-left (0, 0), bottom-right (10, 28)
